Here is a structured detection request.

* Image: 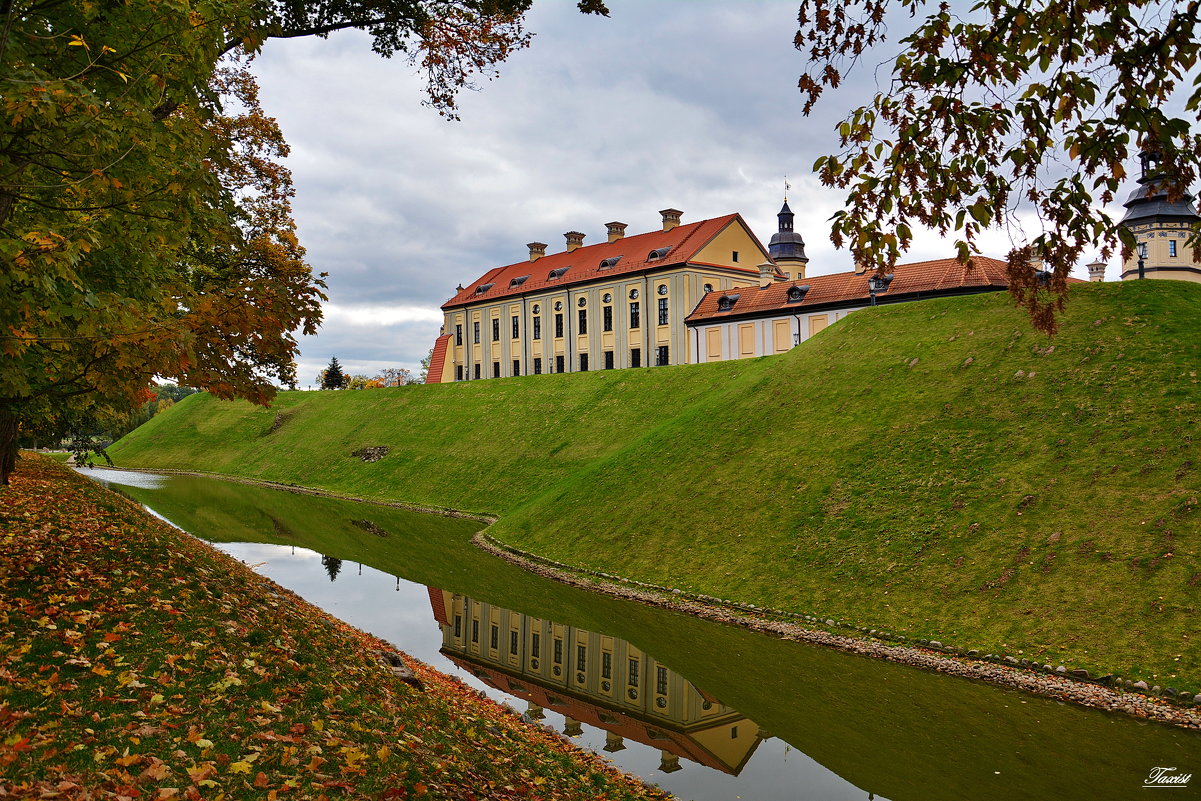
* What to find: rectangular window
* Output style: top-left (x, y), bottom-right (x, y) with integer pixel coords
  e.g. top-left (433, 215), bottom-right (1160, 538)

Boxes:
top-left (773, 319), bottom-right (792, 353)
top-left (553, 638), bottom-right (563, 665)
top-left (629, 302), bottom-right (640, 329)
top-left (1170, 240), bottom-right (1178, 257)
top-left (630, 348), bottom-right (641, 368)
top-left (512, 315), bottom-right (519, 339)
top-left (533, 316), bottom-right (541, 340)
top-left (706, 327), bottom-right (722, 360)
top-left (555, 313), bottom-right (564, 338)
top-left (809, 315), bottom-right (829, 338)
top-left (455, 365), bottom-right (464, 381)
top-left (577, 644), bottom-right (587, 673)
top-left (656, 345), bottom-right (669, 366)
top-left (534, 357), bottom-right (542, 375)
top-left (455, 324), bottom-right (463, 346)
top-left (531, 633), bottom-right (541, 659)
top-left (603, 306), bottom-right (613, 332)
top-left (473, 363), bottom-right (481, 380)
top-left (656, 665), bottom-right (668, 695)
top-left (604, 351), bottom-right (614, 370)
top-left (492, 318), bottom-right (500, 341)
top-left (471, 619), bottom-right (479, 644)
top-left (578, 308), bottom-right (588, 335)
top-left (492, 361), bottom-right (500, 378)
top-left (555, 355), bottom-right (565, 373)
top-left (579, 353), bottom-right (588, 372)
top-left (658, 297), bottom-right (669, 326)
top-left (453, 615), bottom-right (462, 638)
top-left (739, 323), bottom-right (755, 357)
top-left (510, 630), bottom-right (519, 656)
top-left (473, 320), bottom-right (480, 344)
top-left (732, 250), bottom-right (739, 263)
top-left (628, 657), bottom-right (639, 687)
top-left (490, 625), bottom-right (499, 650)
top-left (512, 359), bottom-right (520, 376)
top-left (601, 652), bottom-right (612, 679)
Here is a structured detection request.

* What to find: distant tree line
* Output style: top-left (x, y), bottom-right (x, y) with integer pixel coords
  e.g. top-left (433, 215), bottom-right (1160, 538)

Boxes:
top-left (317, 351), bottom-right (432, 390)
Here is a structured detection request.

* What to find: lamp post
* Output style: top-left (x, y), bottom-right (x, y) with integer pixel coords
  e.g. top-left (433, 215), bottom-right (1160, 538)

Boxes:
top-left (1138, 256), bottom-right (1146, 280)
top-left (867, 273), bottom-right (893, 306)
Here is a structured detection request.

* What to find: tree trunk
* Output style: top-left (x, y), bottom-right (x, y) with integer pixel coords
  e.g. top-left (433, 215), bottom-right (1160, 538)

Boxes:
top-left (0, 409), bottom-right (17, 486)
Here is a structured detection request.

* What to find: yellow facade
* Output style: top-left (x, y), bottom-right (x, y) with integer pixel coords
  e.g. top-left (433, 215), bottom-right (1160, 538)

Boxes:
top-left (1120, 220), bottom-right (1201, 283)
top-left (437, 215), bottom-right (769, 382)
top-left (435, 590), bottom-right (765, 775)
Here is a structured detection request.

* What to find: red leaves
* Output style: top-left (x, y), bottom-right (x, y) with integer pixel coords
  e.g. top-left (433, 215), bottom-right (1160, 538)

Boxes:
top-left (2, 457), bottom-right (670, 801)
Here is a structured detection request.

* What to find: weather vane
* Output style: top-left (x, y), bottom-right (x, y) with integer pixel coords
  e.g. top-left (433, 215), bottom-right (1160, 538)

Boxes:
top-left (784, 175), bottom-right (791, 202)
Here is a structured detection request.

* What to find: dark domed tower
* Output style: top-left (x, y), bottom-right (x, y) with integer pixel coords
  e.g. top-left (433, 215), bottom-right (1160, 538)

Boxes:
top-left (768, 200), bottom-right (809, 280)
top-left (1118, 150), bottom-right (1201, 283)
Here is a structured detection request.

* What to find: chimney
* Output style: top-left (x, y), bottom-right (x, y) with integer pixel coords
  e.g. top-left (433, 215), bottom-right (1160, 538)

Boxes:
top-left (1087, 260), bottom-right (1107, 282)
top-left (758, 261), bottom-right (775, 288)
top-left (527, 242), bottom-right (547, 262)
top-left (605, 221), bottom-right (628, 243)
top-left (854, 260), bottom-right (867, 275)
top-left (659, 208), bottom-right (682, 231)
top-left (564, 231), bottom-right (585, 252)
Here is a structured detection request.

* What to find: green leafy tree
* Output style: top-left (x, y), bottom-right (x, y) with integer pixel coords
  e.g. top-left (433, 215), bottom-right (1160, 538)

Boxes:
top-left (418, 347), bottom-right (435, 383)
top-left (1, 0), bottom-right (609, 484)
top-left (795, 0), bottom-right (1201, 332)
top-left (320, 357), bottom-right (347, 390)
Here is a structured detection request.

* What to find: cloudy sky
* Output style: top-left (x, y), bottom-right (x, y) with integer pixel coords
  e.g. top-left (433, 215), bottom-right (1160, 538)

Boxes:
top-left (249, 0), bottom-right (1108, 385)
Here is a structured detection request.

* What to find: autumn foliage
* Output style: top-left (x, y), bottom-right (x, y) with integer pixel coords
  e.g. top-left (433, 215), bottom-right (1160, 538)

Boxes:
top-left (795, 0), bottom-right (1201, 332)
top-left (0, 455), bottom-right (670, 800)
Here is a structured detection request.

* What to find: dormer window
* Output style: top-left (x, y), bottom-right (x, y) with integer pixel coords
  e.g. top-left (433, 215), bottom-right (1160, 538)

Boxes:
top-left (716, 293), bottom-right (740, 311)
top-left (509, 275), bottom-right (530, 288)
top-left (547, 266), bottom-right (570, 280)
top-left (598, 256), bottom-right (621, 270)
top-left (475, 282), bottom-right (495, 294)
top-left (786, 285), bottom-right (810, 302)
top-left (646, 247), bottom-right (671, 261)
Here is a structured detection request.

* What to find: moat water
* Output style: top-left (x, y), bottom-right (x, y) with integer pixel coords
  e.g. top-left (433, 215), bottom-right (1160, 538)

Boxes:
top-left (83, 468), bottom-right (1201, 801)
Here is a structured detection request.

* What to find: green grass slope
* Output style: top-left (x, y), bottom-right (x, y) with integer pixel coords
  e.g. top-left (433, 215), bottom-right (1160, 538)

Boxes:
top-left (109, 281), bottom-right (1201, 682)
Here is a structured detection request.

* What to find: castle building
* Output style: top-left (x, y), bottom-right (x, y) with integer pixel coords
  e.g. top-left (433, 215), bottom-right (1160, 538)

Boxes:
top-left (1118, 150), bottom-right (1201, 282)
top-left (685, 255), bottom-right (1014, 363)
top-left (425, 210), bottom-right (775, 383)
top-left (428, 587), bottom-right (766, 776)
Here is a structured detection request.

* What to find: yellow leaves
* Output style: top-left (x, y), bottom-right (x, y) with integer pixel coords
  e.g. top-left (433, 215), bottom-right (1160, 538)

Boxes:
top-left (91, 664), bottom-right (112, 677)
top-left (115, 749), bottom-right (143, 767)
top-left (228, 759), bottom-right (253, 774)
top-left (376, 744), bottom-right (391, 761)
top-left (186, 762), bottom-right (216, 784)
top-left (69, 34), bottom-right (88, 49)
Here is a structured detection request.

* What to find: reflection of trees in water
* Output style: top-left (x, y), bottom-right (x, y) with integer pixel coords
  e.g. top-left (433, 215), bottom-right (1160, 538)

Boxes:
top-left (321, 555), bottom-right (342, 582)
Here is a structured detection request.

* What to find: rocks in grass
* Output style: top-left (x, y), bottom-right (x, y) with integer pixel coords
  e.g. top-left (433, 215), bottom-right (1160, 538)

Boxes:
top-left (351, 446), bottom-right (390, 463)
top-left (371, 649), bottom-right (423, 689)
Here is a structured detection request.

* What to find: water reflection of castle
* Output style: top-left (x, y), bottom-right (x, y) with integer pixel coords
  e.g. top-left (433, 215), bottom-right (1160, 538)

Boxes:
top-left (427, 588), bottom-right (767, 775)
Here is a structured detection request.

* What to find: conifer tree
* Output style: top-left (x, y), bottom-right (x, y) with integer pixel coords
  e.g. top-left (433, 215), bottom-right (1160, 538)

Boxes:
top-left (321, 357), bottom-right (346, 390)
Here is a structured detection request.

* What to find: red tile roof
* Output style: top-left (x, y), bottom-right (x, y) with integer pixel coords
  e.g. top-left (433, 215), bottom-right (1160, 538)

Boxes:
top-left (442, 214), bottom-right (760, 310)
top-left (686, 256), bottom-right (1016, 323)
top-left (423, 334), bottom-right (451, 384)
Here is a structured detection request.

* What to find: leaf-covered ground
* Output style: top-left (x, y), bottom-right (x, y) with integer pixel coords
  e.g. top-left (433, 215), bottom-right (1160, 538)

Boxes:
top-left (0, 456), bottom-right (671, 801)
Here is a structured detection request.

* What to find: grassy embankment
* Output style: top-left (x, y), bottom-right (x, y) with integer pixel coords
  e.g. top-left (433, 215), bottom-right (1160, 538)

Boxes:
top-left (108, 280), bottom-right (1201, 684)
top-left (0, 455), bottom-right (670, 800)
